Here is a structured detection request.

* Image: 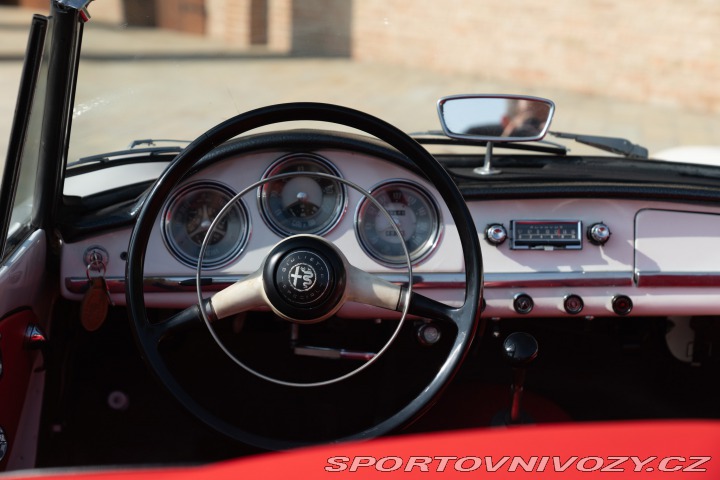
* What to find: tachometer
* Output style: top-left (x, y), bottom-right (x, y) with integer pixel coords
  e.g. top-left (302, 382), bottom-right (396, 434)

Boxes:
top-left (162, 182), bottom-right (250, 269)
top-left (258, 154), bottom-right (346, 236)
top-left (355, 180), bottom-right (441, 267)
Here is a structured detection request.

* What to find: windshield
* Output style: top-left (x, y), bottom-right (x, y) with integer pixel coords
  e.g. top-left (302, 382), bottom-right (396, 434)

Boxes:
top-left (3, 2), bottom-right (720, 169)
top-left (67, 1), bottom-right (720, 165)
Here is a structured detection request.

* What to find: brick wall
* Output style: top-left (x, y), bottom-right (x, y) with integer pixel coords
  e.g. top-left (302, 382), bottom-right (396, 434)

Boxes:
top-left (207, 0), bottom-right (349, 54)
top-left (207, 0), bottom-right (267, 46)
top-left (202, 0), bottom-right (720, 113)
top-left (288, 0), bottom-right (351, 56)
top-left (266, 0), bottom-right (291, 51)
top-left (348, 0), bottom-right (720, 113)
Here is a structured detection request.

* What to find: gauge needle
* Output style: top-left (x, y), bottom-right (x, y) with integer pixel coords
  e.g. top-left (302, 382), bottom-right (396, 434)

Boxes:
top-left (188, 205), bottom-right (227, 239)
top-left (286, 191), bottom-right (320, 215)
top-left (391, 218), bottom-right (406, 239)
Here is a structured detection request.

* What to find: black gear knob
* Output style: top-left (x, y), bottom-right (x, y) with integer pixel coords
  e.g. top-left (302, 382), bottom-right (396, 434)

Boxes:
top-left (502, 332), bottom-right (539, 424)
top-left (503, 332), bottom-right (539, 368)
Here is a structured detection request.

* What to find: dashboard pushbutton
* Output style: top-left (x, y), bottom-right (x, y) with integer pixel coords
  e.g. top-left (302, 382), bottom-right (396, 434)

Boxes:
top-left (513, 293), bottom-right (534, 314)
top-left (611, 295), bottom-right (633, 315)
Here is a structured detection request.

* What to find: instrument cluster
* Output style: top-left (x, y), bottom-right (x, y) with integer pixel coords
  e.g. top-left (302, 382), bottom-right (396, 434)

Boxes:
top-left (160, 153), bottom-right (443, 270)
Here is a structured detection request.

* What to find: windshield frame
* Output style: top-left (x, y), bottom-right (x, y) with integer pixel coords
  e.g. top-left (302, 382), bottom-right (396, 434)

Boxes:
top-left (0, 2), bottom-right (86, 260)
top-left (0, 14), bottom-right (47, 259)
top-left (34, 3), bottom-right (84, 231)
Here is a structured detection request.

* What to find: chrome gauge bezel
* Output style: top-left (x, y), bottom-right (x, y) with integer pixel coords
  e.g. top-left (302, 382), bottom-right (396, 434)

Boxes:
top-left (258, 153), bottom-right (347, 237)
top-left (162, 181), bottom-right (250, 269)
top-left (355, 179), bottom-right (442, 268)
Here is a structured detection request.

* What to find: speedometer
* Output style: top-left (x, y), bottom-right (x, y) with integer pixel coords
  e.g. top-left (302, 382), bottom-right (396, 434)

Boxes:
top-left (355, 180), bottom-right (442, 267)
top-left (162, 182), bottom-right (250, 269)
top-left (258, 153), bottom-right (346, 236)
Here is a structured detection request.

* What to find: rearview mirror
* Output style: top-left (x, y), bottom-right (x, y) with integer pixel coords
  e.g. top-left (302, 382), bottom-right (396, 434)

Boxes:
top-left (437, 94), bottom-right (555, 143)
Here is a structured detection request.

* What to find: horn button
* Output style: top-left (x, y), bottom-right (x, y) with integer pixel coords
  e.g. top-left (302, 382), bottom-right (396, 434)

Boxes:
top-left (277, 251), bottom-right (330, 304)
top-left (263, 236), bottom-right (346, 322)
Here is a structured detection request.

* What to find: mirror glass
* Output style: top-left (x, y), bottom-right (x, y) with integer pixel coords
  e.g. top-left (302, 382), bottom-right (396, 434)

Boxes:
top-left (437, 95), bottom-right (554, 142)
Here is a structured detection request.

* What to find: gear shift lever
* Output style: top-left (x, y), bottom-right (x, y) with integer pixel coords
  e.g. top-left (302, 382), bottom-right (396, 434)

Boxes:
top-left (495, 332), bottom-right (538, 425)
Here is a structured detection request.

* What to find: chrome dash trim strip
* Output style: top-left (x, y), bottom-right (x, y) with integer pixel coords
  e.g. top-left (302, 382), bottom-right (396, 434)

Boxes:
top-left (65, 271), bottom-right (634, 294)
top-left (484, 272), bottom-right (634, 288)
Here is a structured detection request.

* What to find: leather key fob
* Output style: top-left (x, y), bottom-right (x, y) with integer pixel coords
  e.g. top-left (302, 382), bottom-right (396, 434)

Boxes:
top-left (80, 276), bottom-right (110, 332)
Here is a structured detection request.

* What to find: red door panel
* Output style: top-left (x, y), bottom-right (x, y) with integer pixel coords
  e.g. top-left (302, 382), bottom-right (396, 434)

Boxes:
top-left (0, 308), bottom-right (40, 471)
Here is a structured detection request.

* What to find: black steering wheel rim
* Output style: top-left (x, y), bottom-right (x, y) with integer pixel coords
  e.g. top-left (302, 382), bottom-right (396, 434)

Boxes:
top-left (126, 102), bottom-right (483, 449)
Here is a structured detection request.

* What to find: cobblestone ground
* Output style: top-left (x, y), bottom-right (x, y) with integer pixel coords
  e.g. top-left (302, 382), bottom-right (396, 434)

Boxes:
top-left (2, 6), bottom-right (719, 167)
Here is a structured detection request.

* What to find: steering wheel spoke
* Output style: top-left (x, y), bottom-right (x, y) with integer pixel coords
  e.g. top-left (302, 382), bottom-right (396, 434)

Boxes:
top-left (344, 265), bottom-right (459, 324)
top-left (143, 268), bottom-right (265, 344)
top-left (345, 264), bottom-right (404, 311)
top-left (208, 268), bottom-right (266, 320)
top-left (403, 288), bottom-right (461, 325)
top-left (146, 301), bottom-right (209, 343)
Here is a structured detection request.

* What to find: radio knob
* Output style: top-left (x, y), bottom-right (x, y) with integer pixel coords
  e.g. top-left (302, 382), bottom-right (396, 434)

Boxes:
top-left (588, 222), bottom-right (611, 245)
top-left (486, 224), bottom-right (507, 246)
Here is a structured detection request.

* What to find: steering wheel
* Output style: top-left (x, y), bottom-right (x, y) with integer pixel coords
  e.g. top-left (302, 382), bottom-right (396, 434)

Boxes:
top-left (126, 103), bottom-right (483, 450)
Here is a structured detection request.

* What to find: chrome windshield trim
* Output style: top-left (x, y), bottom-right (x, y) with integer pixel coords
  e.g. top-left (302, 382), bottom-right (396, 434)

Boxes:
top-left (65, 271), bottom-right (634, 294)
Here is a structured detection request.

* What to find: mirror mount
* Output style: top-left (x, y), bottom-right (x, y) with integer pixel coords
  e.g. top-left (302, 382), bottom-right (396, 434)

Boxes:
top-left (437, 94), bottom-right (554, 176)
top-left (473, 141), bottom-right (501, 176)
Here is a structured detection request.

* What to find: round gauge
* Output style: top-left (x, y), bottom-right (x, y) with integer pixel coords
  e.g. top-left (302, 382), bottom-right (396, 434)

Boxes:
top-left (162, 182), bottom-right (250, 269)
top-left (356, 180), bottom-right (442, 267)
top-left (259, 154), bottom-right (346, 236)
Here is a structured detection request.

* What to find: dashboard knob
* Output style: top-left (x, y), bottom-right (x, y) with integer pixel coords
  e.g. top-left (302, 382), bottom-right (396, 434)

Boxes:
top-left (588, 222), bottom-right (611, 245)
top-left (486, 224), bottom-right (508, 245)
top-left (416, 323), bottom-right (442, 346)
top-left (611, 295), bottom-right (633, 316)
top-left (513, 293), bottom-right (534, 314)
top-left (563, 294), bottom-right (584, 315)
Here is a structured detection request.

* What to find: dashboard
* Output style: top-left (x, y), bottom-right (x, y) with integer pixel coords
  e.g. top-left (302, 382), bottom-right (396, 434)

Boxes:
top-left (60, 139), bottom-right (720, 321)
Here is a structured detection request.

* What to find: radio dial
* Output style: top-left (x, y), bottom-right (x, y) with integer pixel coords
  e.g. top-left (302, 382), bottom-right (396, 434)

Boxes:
top-left (486, 224), bottom-right (507, 245)
top-left (588, 222), bottom-right (611, 245)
